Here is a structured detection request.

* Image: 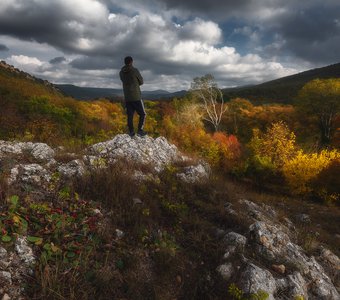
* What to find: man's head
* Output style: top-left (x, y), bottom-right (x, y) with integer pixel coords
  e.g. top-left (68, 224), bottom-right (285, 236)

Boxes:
top-left (124, 56), bottom-right (133, 65)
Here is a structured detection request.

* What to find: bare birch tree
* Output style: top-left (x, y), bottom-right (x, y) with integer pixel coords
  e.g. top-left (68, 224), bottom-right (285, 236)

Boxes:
top-left (190, 74), bottom-right (227, 131)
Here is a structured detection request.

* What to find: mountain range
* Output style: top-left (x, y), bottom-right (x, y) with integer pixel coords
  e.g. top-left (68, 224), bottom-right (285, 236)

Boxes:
top-left (55, 84), bottom-right (187, 101)
top-left (222, 62), bottom-right (340, 103)
top-left (1, 59), bottom-right (339, 103)
top-left (56, 62), bottom-right (340, 103)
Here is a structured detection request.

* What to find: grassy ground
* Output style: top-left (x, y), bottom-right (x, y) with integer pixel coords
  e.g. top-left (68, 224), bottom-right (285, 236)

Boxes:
top-left (0, 160), bottom-right (339, 299)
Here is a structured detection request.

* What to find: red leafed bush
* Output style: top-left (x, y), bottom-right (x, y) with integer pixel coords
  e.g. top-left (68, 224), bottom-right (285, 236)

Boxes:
top-left (212, 132), bottom-right (242, 161)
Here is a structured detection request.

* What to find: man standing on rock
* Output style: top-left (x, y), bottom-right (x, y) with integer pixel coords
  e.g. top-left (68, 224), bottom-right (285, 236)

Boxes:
top-left (119, 56), bottom-right (147, 137)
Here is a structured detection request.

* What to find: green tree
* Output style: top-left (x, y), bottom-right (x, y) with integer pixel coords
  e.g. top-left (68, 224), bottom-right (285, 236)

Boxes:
top-left (190, 74), bottom-right (227, 131)
top-left (297, 78), bottom-right (340, 145)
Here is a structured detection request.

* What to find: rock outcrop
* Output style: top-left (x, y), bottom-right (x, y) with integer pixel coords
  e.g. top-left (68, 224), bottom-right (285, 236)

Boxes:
top-left (0, 134), bottom-right (210, 299)
top-left (1, 135), bottom-right (339, 299)
top-left (2, 134), bottom-right (209, 189)
top-left (216, 199), bottom-right (340, 299)
top-left (0, 237), bottom-right (35, 299)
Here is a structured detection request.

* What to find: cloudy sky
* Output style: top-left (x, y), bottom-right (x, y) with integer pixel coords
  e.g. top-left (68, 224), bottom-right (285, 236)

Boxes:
top-left (0, 0), bottom-right (339, 91)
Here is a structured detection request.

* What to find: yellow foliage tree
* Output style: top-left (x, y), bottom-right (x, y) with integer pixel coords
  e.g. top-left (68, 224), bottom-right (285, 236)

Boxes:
top-left (248, 121), bottom-right (297, 168)
top-left (297, 78), bottom-right (340, 145)
top-left (282, 149), bottom-right (340, 195)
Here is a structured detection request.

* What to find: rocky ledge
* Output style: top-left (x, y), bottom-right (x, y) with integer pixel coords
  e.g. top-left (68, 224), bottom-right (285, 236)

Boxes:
top-left (0, 134), bottom-right (210, 298)
top-left (1, 134), bottom-right (210, 190)
top-left (217, 199), bottom-right (340, 299)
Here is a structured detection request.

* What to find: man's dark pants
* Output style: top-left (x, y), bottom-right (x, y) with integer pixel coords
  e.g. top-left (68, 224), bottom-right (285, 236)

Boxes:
top-left (125, 100), bottom-right (146, 134)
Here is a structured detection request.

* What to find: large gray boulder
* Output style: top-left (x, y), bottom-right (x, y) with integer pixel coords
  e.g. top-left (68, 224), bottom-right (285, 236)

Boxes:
top-left (0, 141), bottom-right (55, 162)
top-left (88, 134), bottom-right (180, 172)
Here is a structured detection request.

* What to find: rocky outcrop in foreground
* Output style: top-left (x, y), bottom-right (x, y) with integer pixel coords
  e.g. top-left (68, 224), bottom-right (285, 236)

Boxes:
top-left (0, 135), bottom-right (209, 298)
top-left (1, 135), bottom-right (339, 299)
top-left (1, 134), bottom-right (210, 191)
top-left (217, 199), bottom-right (340, 299)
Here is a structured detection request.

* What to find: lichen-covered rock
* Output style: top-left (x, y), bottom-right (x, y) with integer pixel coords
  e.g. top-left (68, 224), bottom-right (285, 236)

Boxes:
top-left (216, 200), bottom-right (340, 299)
top-left (222, 232), bottom-right (247, 259)
top-left (239, 263), bottom-right (276, 300)
top-left (239, 199), bottom-right (278, 224)
top-left (176, 164), bottom-right (210, 183)
top-left (15, 236), bottom-right (35, 266)
top-left (0, 239), bottom-right (35, 299)
top-left (0, 141), bottom-right (54, 162)
top-left (57, 159), bottom-right (86, 178)
top-left (88, 134), bottom-right (180, 172)
top-left (223, 232), bottom-right (247, 248)
top-left (249, 221), bottom-right (339, 299)
top-left (276, 272), bottom-right (308, 299)
top-left (8, 163), bottom-right (51, 186)
top-left (0, 271), bottom-right (12, 285)
top-left (24, 142), bottom-right (55, 162)
top-left (216, 263), bottom-right (234, 281)
top-left (316, 247), bottom-right (340, 290)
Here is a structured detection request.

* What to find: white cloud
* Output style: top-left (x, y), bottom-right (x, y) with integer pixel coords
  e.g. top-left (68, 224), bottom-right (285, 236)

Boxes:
top-left (179, 18), bottom-right (222, 45)
top-left (8, 55), bottom-right (43, 66)
top-left (0, 0), bottom-right (300, 91)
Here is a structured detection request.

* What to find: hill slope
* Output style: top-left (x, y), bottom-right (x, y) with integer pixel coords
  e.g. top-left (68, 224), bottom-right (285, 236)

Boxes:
top-left (223, 62), bottom-right (340, 103)
top-left (0, 61), bottom-right (125, 145)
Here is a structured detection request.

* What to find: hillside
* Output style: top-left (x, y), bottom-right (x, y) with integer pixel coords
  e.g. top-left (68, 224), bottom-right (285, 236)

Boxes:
top-left (0, 61), bottom-right (126, 146)
top-left (0, 136), bottom-right (339, 299)
top-left (223, 62), bottom-right (340, 103)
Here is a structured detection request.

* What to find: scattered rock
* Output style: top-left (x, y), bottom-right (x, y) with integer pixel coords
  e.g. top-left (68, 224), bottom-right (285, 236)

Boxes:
top-left (93, 208), bottom-right (103, 216)
top-left (115, 229), bottom-right (124, 239)
top-left (0, 141), bottom-right (54, 162)
top-left (223, 232), bottom-right (247, 249)
top-left (216, 263), bottom-right (234, 281)
top-left (317, 246), bottom-right (340, 288)
top-left (57, 159), bottom-right (86, 178)
top-left (0, 241), bottom-right (33, 299)
top-left (176, 163), bottom-right (209, 183)
top-left (271, 264), bottom-right (286, 274)
top-left (215, 200), bottom-right (340, 300)
top-left (2, 293), bottom-right (11, 300)
top-left (295, 213), bottom-right (311, 223)
top-left (133, 197), bottom-right (143, 205)
top-left (0, 271), bottom-right (12, 285)
top-left (239, 263), bottom-right (276, 300)
top-left (15, 236), bottom-right (35, 266)
top-left (276, 272), bottom-right (308, 299)
top-left (9, 163), bottom-right (51, 187)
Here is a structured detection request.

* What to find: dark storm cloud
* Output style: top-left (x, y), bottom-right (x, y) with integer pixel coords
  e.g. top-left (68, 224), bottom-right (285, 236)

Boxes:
top-left (156, 0), bottom-right (251, 17)
top-left (49, 56), bottom-right (66, 64)
top-left (266, 5), bottom-right (340, 64)
top-left (0, 1), bottom-right (108, 55)
top-left (156, 0), bottom-right (340, 64)
top-left (70, 56), bottom-right (118, 70)
top-left (0, 44), bottom-right (9, 51)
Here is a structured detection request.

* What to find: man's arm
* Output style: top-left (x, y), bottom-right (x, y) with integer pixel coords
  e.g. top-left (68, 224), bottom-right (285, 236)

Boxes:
top-left (136, 69), bottom-right (144, 86)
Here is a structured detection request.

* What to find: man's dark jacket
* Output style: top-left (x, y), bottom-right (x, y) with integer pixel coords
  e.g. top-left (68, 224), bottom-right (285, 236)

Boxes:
top-left (119, 65), bottom-right (143, 102)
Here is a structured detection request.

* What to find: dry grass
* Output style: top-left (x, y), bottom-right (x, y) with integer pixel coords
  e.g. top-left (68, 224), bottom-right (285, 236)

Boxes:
top-left (1, 156), bottom-right (337, 299)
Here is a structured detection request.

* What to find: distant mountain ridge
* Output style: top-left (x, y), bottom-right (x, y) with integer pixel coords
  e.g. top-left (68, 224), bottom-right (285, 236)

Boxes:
top-left (55, 84), bottom-right (187, 101)
top-left (1, 60), bottom-right (339, 103)
top-left (223, 62), bottom-right (340, 103)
